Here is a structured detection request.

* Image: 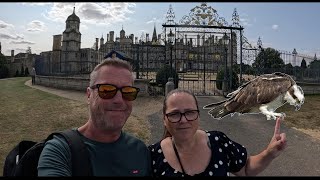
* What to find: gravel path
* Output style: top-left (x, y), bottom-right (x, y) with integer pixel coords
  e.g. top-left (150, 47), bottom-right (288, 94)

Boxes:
top-left (148, 96), bottom-right (320, 176)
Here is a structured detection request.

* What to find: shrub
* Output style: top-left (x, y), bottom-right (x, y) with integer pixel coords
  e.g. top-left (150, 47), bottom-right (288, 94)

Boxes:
top-left (25, 67), bottom-right (29, 76)
top-left (156, 65), bottom-right (179, 89)
top-left (0, 65), bottom-right (9, 79)
top-left (20, 66), bottom-right (24, 77)
top-left (15, 70), bottom-right (19, 77)
top-left (216, 67), bottom-right (240, 91)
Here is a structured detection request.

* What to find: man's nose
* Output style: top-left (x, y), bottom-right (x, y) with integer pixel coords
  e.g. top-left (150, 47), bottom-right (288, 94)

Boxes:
top-left (112, 90), bottom-right (124, 102)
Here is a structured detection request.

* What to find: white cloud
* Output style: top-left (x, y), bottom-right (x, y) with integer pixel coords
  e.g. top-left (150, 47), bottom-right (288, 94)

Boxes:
top-left (43, 3), bottom-right (136, 26)
top-left (0, 31), bottom-right (24, 40)
top-left (146, 17), bottom-right (162, 24)
top-left (15, 48), bottom-right (27, 52)
top-left (21, 3), bottom-right (52, 6)
top-left (239, 13), bottom-right (252, 27)
top-left (10, 40), bottom-right (35, 45)
top-left (0, 20), bottom-right (24, 43)
top-left (0, 20), bottom-right (14, 29)
top-left (80, 24), bottom-right (88, 32)
top-left (272, 24), bottom-right (279, 30)
top-left (0, 19), bottom-right (25, 41)
top-left (26, 20), bottom-right (47, 32)
top-left (0, 19), bottom-right (37, 55)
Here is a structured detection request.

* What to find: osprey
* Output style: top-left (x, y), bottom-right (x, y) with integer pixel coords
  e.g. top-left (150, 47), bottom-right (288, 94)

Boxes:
top-left (203, 72), bottom-right (305, 120)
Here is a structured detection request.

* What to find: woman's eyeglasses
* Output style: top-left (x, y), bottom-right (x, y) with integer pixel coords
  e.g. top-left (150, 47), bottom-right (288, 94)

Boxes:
top-left (165, 110), bottom-right (199, 123)
top-left (90, 84), bottom-right (140, 101)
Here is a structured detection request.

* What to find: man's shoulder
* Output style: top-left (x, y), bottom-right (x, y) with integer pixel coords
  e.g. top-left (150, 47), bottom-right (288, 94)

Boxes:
top-left (43, 133), bottom-right (70, 152)
top-left (44, 129), bottom-right (79, 151)
top-left (122, 132), bottom-right (147, 147)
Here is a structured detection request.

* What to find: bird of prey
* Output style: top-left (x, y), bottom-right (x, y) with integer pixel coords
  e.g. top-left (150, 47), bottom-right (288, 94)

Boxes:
top-left (203, 72), bottom-right (305, 120)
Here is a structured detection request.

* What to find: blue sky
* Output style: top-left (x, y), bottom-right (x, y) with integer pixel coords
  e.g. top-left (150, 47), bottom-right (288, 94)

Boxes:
top-left (0, 2), bottom-right (319, 57)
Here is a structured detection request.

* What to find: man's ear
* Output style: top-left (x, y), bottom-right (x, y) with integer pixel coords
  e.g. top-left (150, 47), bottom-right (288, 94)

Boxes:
top-left (87, 87), bottom-right (91, 104)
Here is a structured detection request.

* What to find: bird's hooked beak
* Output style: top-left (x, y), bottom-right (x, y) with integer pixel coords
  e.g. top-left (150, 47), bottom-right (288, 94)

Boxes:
top-left (295, 104), bottom-right (301, 111)
top-left (294, 98), bottom-right (304, 111)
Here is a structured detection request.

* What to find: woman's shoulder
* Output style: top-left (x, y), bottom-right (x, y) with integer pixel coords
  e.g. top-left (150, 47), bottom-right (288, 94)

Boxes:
top-left (204, 130), bottom-right (229, 139)
top-left (203, 130), bottom-right (242, 146)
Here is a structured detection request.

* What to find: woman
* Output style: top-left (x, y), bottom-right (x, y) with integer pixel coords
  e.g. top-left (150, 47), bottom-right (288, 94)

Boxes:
top-left (148, 89), bottom-right (287, 177)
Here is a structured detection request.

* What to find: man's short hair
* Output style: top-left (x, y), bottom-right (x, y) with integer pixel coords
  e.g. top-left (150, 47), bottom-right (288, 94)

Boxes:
top-left (89, 57), bottom-right (133, 87)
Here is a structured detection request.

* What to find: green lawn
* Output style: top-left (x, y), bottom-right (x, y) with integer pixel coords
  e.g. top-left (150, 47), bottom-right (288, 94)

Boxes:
top-left (0, 77), bottom-right (150, 175)
top-left (0, 77), bottom-right (88, 175)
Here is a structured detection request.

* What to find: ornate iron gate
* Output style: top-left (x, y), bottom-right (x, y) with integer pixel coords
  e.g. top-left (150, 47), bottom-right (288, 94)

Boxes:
top-left (162, 3), bottom-right (244, 96)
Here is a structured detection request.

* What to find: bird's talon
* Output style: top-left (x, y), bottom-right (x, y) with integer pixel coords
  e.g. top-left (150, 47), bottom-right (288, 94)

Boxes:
top-left (266, 115), bottom-right (271, 120)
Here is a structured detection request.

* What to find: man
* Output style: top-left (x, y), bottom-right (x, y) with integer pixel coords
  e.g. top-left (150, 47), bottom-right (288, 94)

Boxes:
top-left (38, 58), bottom-right (152, 176)
top-left (31, 67), bottom-right (36, 85)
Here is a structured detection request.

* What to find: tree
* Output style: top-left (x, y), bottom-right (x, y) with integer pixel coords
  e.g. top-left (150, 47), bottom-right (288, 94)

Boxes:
top-left (284, 63), bottom-right (293, 75)
top-left (0, 53), bottom-right (9, 79)
top-left (241, 63), bottom-right (256, 75)
top-left (252, 48), bottom-right (285, 73)
top-left (309, 60), bottom-right (320, 70)
top-left (301, 58), bottom-right (307, 69)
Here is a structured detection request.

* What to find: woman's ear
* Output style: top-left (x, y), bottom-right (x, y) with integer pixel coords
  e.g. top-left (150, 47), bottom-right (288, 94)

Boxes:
top-left (163, 115), bottom-right (168, 126)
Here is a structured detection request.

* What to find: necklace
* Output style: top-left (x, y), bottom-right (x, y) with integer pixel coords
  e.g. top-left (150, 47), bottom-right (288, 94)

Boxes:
top-left (171, 138), bottom-right (186, 174)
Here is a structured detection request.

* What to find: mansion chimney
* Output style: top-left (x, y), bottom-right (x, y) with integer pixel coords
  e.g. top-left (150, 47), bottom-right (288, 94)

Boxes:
top-left (135, 37), bottom-right (138, 44)
top-left (95, 38), bottom-right (99, 51)
top-left (52, 35), bottom-right (62, 51)
top-left (109, 31), bottom-right (114, 42)
top-left (11, 50), bottom-right (14, 62)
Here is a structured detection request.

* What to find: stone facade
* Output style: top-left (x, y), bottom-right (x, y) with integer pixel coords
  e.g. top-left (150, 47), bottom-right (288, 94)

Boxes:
top-left (35, 75), bottom-right (150, 96)
top-left (35, 8), bottom-right (163, 76)
top-left (4, 50), bottom-right (37, 77)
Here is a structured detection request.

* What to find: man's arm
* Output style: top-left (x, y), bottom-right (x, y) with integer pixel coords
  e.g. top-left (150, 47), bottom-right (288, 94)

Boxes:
top-left (38, 135), bottom-right (72, 176)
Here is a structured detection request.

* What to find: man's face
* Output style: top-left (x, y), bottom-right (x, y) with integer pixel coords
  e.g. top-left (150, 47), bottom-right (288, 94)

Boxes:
top-left (88, 65), bottom-right (133, 132)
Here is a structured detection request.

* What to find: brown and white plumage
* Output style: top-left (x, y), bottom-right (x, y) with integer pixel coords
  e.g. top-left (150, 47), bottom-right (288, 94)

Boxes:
top-left (203, 72), bottom-right (305, 120)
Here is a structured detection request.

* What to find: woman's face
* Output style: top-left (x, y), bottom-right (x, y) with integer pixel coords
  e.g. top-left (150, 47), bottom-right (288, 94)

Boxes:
top-left (164, 92), bottom-right (199, 140)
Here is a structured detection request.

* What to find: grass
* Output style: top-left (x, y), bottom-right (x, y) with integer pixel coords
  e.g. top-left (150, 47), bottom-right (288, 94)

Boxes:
top-left (0, 77), bottom-right (150, 175)
top-left (278, 94), bottom-right (320, 130)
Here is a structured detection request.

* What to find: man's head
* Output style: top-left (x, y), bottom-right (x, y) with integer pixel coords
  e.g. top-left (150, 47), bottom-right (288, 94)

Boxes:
top-left (87, 57), bottom-right (138, 133)
top-left (89, 57), bottom-right (133, 87)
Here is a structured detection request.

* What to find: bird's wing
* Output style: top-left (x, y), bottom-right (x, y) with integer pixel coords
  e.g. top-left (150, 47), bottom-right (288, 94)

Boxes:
top-left (226, 79), bottom-right (252, 98)
top-left (223, 74), bottom-right (293, 113)
top-left (203, 79), bottom-right (252, 109)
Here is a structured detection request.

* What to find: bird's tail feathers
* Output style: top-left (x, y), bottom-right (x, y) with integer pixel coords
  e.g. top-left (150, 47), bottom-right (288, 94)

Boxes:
top-left (207, 103), bottom-right (231, 119)
top-left (203, 99), bottom-right (227, 109)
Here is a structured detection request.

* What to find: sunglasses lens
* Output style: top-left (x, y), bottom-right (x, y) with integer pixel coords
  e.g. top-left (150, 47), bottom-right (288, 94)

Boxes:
top-left (121, 87), bottom-right (139, 101)
top-left (98, 85), bottom-right (117, 99)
